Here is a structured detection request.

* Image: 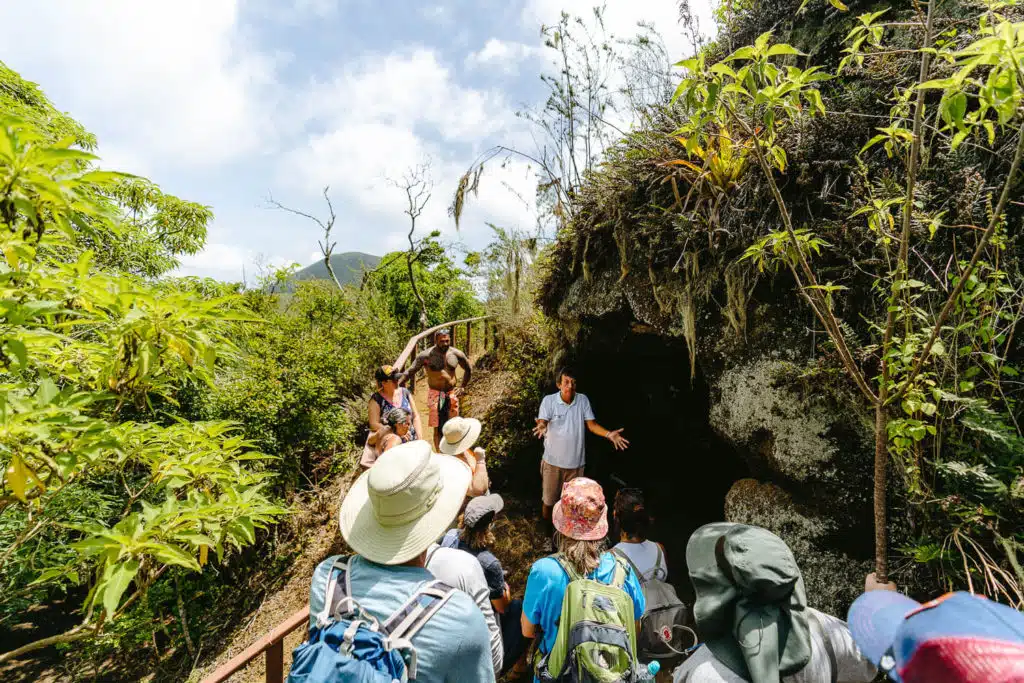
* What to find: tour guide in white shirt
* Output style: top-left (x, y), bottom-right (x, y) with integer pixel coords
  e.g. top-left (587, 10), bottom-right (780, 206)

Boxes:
top-left (532, 366), bottom-right (629, 521)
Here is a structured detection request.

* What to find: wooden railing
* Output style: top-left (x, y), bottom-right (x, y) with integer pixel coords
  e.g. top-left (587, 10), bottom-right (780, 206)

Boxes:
top-left (393, 316), bottom-right (490, 375)
top-left (202, 607), bottom-right (308, 683)
top-left (201, 315), bottom-right (492, 683)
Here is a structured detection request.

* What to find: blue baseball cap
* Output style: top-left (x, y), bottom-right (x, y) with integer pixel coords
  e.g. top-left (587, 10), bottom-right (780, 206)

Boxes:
top-left (848, 590), bottom-right (1024, 682)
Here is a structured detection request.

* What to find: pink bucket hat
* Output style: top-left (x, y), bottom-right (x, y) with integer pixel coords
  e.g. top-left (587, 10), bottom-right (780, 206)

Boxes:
top-left (552, 477), bottom-right (608, 541)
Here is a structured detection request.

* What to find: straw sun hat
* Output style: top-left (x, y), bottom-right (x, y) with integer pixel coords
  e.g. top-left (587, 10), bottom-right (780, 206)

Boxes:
top-left (438, 416), bottom-right (482, 455)
top-left (339, 440), bottom-right (470, 565)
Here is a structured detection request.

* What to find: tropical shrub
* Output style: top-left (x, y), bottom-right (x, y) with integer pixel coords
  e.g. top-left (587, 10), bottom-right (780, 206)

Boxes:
top-left (198, 280), bottom-right (404, 486)
top-left (0, 118), bottom-right (287, 663)
top-left (366, 237), bottom-right (483, 333)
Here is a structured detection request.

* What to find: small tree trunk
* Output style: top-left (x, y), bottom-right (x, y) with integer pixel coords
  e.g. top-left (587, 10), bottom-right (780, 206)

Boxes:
top-left (406, 252), bottom-right (429, 329)
top-left (323, 253), bottom-right (342, 290)
top-left (174, 574), bottom-right (196, 660)
top-left (873, 401), bottom-right (889, 582)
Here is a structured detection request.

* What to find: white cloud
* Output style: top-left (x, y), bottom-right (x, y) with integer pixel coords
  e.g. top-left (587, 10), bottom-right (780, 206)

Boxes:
top-left (282, 48), bottom-right (519, 226)
top-left (177, 243), bottom-right (298, 282)
top-left (466, 39), bottom-right (542, 75)
top-left (299, 49), bottom-right (508, 143)
top-left (521, 0), bottom-right (716, 63)
top-left (0, 1), bottom-right (281, 170)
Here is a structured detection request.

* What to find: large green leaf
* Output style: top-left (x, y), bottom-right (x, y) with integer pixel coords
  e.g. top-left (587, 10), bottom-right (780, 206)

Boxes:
top-left (100, 558), bottom-right (140, 618)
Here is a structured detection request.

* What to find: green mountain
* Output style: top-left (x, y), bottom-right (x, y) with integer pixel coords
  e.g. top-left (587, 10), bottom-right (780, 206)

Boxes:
top-left (290, 252), bottom-right (380, 287)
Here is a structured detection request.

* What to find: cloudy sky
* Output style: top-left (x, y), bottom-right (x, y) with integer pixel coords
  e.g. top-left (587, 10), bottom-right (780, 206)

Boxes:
top-left (3, 0), bottom-right (714, 282)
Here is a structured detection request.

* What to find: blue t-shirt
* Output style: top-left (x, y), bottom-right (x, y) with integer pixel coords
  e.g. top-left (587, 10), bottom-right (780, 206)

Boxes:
top-left (523, 552), bottom-right (646, 657)
top-left (441, 529), bottom-right (506, 599)
top-left (314, 555), bottom-right (495, 683)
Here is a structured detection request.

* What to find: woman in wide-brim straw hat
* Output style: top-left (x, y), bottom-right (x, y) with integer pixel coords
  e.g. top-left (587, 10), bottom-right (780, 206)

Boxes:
top-left (340, 440), bottom-right (471, 565)
top-left (331, 440), bottom-right (498, 682)
top-left (438, 416), bottom-right (489, 497)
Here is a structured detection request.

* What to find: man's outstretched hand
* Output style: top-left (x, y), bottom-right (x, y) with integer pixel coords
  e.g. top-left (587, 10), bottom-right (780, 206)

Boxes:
top-left (606, 428), bottom-right (629, 451)
top-left (533, 419), bottom-right (548, 439)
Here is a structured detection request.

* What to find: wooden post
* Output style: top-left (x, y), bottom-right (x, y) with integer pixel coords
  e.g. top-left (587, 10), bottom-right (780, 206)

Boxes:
top-left (451, 324), bottom-right (457, 350)
top-left (408, 338), bottom-right (417, 392)
top-left (265, 639), bottom-right (284, 683)
top-left (466, 321), bottom-right (473, 357)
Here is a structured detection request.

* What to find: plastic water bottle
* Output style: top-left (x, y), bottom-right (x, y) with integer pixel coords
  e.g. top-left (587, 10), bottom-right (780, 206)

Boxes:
top-left (637, 660), bottom-right (660, 680)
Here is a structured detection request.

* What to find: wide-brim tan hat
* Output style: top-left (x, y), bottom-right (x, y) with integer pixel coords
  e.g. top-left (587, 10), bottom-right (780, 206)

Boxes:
top-left (438, 416), bottom-right (482, 455)
top-left (340, 440), bottom-right (470, 565)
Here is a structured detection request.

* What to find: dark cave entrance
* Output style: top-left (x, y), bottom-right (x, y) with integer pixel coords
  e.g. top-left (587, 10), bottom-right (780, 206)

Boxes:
top-left (566, 317), bottom-right (749, 603)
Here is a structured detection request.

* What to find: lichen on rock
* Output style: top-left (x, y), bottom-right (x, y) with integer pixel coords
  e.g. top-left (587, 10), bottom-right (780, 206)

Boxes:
top-left (710, 359), bottom-right (866, 483)
top-left (725, 478), bottom-right (871, 616)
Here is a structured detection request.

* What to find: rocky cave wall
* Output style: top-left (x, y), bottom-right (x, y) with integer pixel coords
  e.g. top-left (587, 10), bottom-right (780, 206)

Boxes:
top-left (549, 270), bottom-right (876, 616)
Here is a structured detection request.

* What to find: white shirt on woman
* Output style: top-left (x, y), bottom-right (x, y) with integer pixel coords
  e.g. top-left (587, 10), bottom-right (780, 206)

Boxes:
top-left (426, 543), bottom-right (502, 676)
top-left (613, 539), bottom-right (668, 581)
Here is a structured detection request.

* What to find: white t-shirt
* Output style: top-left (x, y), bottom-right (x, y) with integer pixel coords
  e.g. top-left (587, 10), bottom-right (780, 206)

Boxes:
top-left (613, 540), bottom-right (668, 581)
top-left (672, 608), bottom-right (876, 683)
top-left (538, 392), bottom-right (596, 469)
top-left (426, 544), bottom-right (502, 676)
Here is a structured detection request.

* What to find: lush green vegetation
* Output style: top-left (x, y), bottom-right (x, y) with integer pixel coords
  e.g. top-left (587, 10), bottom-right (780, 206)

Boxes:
top-left (366, 235), bottom-right (483, 333)
top-left (529, 0), bottom-right (1024, 606)
top-left (0, 62), bottom-right (480, 679)
top-left (675, 0), bottom-right (1024, 602)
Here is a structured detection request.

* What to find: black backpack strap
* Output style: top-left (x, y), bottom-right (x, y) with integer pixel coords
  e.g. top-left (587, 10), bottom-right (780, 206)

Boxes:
top-left (314, 556), bottom-right (349, 628)
top-left (318, 555), bottom-right (383, 632)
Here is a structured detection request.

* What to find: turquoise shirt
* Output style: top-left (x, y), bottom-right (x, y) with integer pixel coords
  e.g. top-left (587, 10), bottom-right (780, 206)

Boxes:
top-left (315, 555), bottom-right (496, 683)
top-left (523, 551), bottom-right (646, 656)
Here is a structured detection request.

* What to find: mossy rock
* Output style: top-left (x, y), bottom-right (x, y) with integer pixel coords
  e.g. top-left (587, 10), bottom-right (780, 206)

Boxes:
top-left (725, 478), bottom-right (872, 617)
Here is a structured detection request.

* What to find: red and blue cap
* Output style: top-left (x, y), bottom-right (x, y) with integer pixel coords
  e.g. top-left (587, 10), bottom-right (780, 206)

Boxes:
top-left (848, 590), bottom-right (1024, 682)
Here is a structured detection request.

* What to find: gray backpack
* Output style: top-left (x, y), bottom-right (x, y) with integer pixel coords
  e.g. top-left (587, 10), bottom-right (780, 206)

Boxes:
top-left (612, 546), bottom-right (696, 667)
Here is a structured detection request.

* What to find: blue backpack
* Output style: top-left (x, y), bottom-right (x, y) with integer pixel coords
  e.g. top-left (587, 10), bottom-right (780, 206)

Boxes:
top-left (287, 555), bottom-right (456, 683)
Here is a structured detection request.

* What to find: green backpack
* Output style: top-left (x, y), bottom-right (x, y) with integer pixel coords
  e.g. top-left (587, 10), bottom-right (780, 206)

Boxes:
top-left (535, 553), bottom-right (641, 682)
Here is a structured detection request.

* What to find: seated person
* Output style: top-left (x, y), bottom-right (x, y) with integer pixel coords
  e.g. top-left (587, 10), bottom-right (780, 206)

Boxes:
top-left (612, 487), bottom-right (668, 581)
top-left (673, 522), bottom-right (876, 683)
top-left (442, 494), bottom-right (529, 675)
top-left (361, 408), bottom-right (410, 468)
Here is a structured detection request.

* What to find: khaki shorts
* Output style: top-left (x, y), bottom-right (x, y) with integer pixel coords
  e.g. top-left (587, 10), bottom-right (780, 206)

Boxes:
top-left (540, 460), bottom-right (584, 507)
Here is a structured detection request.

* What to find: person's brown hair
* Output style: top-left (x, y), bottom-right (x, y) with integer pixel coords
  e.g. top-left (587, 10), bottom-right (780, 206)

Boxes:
top-left (555, 530), bottom-right (604, 576)
top-left (459, 522), bottom-right (496, 551)
top-left (614, 488), bottom-right (650, 540)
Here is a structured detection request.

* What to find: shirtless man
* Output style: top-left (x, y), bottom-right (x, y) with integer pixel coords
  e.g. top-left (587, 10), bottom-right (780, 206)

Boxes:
top-left (401, 329), bottom-right (472, 450)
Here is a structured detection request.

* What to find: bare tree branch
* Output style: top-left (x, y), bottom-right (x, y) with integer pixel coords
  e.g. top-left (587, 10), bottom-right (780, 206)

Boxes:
top-left (265, 186), bottom-right (342, 289)
top-left (386, 162), bottom-right (434, 329)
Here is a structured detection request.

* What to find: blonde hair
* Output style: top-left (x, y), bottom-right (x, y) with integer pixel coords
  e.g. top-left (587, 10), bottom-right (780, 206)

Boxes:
top-left (555, 531), bottom-right (604, 577)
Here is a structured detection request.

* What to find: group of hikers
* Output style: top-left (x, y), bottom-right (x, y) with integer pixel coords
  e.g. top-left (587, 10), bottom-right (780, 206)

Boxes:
top-left (286, 329), bottom-right (1024, 683)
